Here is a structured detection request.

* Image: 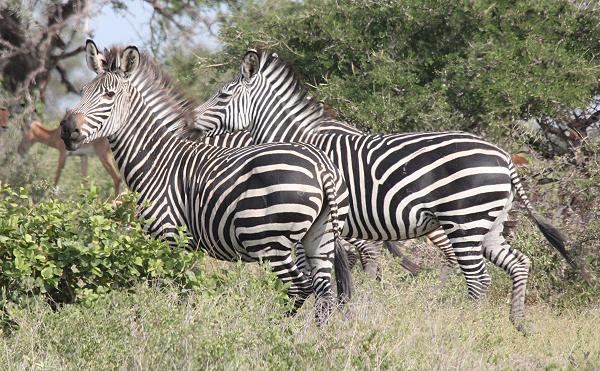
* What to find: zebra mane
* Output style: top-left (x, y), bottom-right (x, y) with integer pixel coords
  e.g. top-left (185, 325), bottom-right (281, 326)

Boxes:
top-left (103, 46), bottom-right (198, 135)
top-left (253, 48), bottom-right (338, 123)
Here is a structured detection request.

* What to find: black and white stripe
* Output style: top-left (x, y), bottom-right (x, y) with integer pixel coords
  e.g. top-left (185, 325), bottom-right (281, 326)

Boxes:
top-left (196, 112), bottom-right (459, 279)
top-left (60, 41), bottom-right (351, 324)
top-left (193, 49), bottom-right (576, 331)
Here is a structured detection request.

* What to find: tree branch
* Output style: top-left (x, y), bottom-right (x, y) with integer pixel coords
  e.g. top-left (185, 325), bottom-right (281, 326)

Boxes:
top-left (144, 0), bottom-right (193, 32)
top-left (54, 45), bottom-right (86, 60)
top-left (55, 63), bottom-right (79, 95)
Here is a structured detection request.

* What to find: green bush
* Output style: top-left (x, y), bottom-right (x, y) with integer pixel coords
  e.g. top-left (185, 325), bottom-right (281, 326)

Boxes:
top-left (0, 185), bottom-right (205, 307)
top-left (210, 0), bottom-right (599, 142)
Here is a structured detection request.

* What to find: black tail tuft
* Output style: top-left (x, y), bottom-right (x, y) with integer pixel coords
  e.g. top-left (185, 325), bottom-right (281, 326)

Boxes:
top-left (532, 212), bottom-right (578, 269)
top-left (334, 239), bottom-right (353, 305)
top-left (384, 241), bottom-right (421, 275)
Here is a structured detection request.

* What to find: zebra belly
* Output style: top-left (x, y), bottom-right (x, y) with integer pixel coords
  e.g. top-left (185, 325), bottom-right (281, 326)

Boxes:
top-left (197, 235), bottom-right (254, 262)
top-left (317, 132), bottom-right (513, 241)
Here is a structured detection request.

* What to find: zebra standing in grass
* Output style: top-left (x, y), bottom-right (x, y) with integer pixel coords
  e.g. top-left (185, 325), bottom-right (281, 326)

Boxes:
top-left (193, 49), bottom-right (578, 333)
top-left (195, 120), bottom-right (458, 279)
top-left (60, 41), bottom-right (352, 324)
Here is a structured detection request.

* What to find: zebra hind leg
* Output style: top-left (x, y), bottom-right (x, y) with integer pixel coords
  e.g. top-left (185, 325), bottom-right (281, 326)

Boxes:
top-left (300, 207), bottom-right (339, 326)
top-left (260, 250), bottom-right (313, 317)
top-left (426, 226), bottom-right (458, 285)
top-left (483, 231), bottom-right (533, 335)
top-left (441, 225), bottom-right (491, 300)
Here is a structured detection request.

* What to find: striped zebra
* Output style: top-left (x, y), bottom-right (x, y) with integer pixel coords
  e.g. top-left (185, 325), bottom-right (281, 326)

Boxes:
top-left (339, 239), bottom-right (424, 278)
top-left (192, 49), bottom-right (577, 332)
top-left (195, 127), bottom-right (457, 279)
top-left (59, 41), bottom-right (352, 324)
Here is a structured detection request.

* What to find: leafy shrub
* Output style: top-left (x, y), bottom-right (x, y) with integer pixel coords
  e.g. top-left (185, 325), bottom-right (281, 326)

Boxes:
top-left (211, 0), bottom-right (599, 142)
top-left (0, 185), bottom-right (205, 307)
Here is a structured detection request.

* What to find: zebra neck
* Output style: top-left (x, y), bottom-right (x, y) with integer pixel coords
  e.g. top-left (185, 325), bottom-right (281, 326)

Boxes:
top-left (110, 121), bottom-right (188, 193)
top-left (107, 87), bottom-right (208, 200)
top-left (249, 89), bottom-right (324, 144)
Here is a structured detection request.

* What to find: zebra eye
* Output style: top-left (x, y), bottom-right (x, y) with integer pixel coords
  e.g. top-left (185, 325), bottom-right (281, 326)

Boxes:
top-left (218, 91), bottom-right (231, 99)
top-left (104, 91), bottom-right (115, 99)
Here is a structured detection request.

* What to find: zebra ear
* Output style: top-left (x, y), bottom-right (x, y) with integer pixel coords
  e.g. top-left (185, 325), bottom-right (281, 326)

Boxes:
top-left (241, 51), bottom-right (260, 80)
top-left (85, 39), bottom-right (106, 75)
top-left (120, 46), bottom-right (140, 77)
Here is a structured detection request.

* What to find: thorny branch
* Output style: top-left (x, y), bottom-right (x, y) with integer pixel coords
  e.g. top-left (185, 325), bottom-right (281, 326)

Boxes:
top-left (143, 0), bottom-right (218, 39)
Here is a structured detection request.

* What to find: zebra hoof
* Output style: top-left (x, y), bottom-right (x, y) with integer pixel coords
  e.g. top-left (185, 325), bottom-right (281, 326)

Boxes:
top-left (314, 295), bottom-right (334, 326)
top-left (514, 320), bottom-right (536, 336)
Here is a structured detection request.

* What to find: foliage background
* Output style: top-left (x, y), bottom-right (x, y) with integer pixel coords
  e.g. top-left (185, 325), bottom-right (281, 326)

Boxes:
top-left (212, 1), bottom-right (600, 145)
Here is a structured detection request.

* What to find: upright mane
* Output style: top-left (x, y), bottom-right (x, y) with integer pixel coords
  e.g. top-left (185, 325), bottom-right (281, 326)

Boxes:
top-left (254, 48), bottom-right (338, 123)
top-left (103, 46), bottom-right (198, 135)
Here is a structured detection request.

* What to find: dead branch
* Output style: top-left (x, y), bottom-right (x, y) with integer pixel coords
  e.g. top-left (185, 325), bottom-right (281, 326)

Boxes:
top-left (55, 63), bottom-right (79, 95)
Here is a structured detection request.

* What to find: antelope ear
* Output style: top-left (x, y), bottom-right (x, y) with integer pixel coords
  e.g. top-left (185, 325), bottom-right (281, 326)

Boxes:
top-left (241, 50), bottom-right (260, 80)
top-left (85, 39), bottom-right (106, 74)
top-left (120, 46), bottom-right (140, 77)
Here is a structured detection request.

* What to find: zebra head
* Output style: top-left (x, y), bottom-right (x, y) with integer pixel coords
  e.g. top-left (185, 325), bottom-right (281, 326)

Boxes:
top-left (195, 49), bottom-right (325, 142)
top-left (61, 40), bottom-right (140, 151)
top-left (195, 49), bottom-right (270, 135)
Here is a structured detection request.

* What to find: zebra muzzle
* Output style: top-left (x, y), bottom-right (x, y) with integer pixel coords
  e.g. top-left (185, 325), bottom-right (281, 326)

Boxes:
top-left (60, 113), bottom-right (84, 151)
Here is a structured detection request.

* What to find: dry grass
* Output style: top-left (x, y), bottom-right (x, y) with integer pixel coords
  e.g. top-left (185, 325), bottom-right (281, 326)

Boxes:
top-left (1, 255), bottom-right (599, 370)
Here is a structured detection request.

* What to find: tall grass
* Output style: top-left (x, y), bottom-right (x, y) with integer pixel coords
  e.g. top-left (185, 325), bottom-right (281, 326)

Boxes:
top-left (1, 257), bottom-right (599, 370)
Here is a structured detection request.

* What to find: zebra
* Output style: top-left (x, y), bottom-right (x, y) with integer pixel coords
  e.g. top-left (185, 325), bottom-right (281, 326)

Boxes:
top-left (195, 126), bottom-right (458, 280)
top-left (192, 49), bottom-right (578, 333)
top-left (59, 41), bottom-right (352, 324)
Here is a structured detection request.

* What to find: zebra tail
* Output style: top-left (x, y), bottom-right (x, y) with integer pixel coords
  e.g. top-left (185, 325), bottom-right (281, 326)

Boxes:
top-left (334, 239), bottom-right (353, 305)
top-left (321, 169), bottom-right (342, 239)
top-left (321, 167), bottom-right (352, 303)
top-left (508, 162), bottom-right (579, 270)
top-left (384, 241), bottom-right (421, 276)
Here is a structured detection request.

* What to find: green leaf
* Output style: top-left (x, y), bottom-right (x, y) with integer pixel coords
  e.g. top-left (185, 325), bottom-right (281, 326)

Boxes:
top-left (41, 267), bottom-right (54, 279)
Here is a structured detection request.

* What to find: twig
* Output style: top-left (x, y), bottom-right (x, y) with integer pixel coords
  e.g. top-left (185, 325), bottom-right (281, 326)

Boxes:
top-left (55, 63), bottom-right (80, 95)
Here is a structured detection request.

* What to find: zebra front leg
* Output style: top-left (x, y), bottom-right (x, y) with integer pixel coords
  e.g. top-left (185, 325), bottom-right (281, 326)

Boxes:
top-left (348, 239), bottom-right (381, 280)
top-left (295, 242), bottom-right (311, 278)
top-left (358, 242), bottom-right (381, 280)
top-left (338, 239), bottom-right (359, 271)
top-left (483, 234), bottom-right (533, 335)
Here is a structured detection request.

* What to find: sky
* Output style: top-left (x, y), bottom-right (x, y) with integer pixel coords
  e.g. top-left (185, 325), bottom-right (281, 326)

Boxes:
top-left (48, 1), bottom-right (219, 117)
top-left (89, 0), bottom-right (157, 49)
top-left (88, 1), bottom-right (219, 51)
